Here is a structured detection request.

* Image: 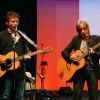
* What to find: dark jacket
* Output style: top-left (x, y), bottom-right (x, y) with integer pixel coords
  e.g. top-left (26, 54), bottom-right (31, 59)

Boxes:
top-left (61, 35), bottom-right (100, 69)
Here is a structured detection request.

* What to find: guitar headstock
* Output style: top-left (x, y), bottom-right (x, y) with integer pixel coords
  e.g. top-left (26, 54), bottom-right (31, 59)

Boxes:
top-left (26, 47), bottom-right (53, 57)
top-left (42, 47), bottom-right (53, 53)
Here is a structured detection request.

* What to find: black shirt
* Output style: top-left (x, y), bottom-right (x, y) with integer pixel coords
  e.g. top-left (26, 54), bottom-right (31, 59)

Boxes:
top-left (0, 29), bottom-right (30, 80)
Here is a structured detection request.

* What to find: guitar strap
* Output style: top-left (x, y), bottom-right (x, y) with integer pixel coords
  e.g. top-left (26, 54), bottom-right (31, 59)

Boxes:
top-left (17, 30), bottom-right (38, 49)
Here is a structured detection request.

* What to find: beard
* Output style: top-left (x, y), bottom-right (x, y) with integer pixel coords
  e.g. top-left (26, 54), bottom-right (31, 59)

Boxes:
top-left (81, 33), bottom-right (90, 40)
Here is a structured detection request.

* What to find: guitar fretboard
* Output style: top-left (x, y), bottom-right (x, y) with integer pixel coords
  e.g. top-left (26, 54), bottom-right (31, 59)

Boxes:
top-left (11, 48), bottom-right (52, 62)
top-left (79, 42), bottom-right (100, 60)
top-left (11, 50), bottom-right (43, 62)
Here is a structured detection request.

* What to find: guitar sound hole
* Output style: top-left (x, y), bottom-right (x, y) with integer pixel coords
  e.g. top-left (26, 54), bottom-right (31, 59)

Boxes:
top-left (1, 59), bottom-right (12, 71)
top-left (73, 61), bottom-right (79, 66)
top-left (5, 59), bottom-right (12, 67)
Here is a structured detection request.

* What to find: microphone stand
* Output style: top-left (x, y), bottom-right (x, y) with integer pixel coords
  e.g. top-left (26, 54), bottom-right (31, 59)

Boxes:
top-left (12, 35), bottom-right (16, 91)
top-left (40, 43), bottom-right (48, 90)
top-left (38, 44), bottom-right (50, 100)
top-left (36, 72), bottom-right (45, 79)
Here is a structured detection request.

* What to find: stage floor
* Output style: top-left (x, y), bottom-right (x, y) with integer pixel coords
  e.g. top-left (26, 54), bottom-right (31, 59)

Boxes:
top-left (24, 89), bottom-right (100, 100)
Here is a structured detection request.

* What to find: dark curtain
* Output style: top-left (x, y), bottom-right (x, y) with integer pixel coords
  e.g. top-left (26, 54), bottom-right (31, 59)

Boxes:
top-left (0, 0), bottom-right (37, 97)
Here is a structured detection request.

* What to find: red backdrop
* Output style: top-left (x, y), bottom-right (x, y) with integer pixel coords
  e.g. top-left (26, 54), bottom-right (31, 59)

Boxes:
top-left (36, 0), bottom-right (79, 90)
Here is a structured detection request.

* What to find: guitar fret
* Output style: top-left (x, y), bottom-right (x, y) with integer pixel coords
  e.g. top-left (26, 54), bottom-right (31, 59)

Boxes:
top-left (79, 42), bottom-right (100, 60)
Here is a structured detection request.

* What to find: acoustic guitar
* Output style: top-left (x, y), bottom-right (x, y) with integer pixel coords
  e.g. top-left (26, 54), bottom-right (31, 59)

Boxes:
top-left (57, 42), bottom-right (100, 82)
top-left (0, 47), bottom-right (53, 77)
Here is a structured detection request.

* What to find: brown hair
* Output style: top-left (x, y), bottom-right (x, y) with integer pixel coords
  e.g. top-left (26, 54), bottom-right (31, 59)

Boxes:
top-left (6, 11), bottom-right (20, 22)
top-left (76, 20), bottom-right (89, 36)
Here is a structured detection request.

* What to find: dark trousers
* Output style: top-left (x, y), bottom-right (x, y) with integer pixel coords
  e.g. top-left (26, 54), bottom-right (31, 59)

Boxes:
top-left (73, 70), bottom-right (98, 100)
top-left (0, 79), bottom-right (25, 100)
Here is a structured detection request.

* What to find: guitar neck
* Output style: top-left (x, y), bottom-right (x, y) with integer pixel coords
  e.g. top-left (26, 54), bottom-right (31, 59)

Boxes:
top-left (28, 50), bottom-right (43, 57)
top-left (11, 47), bottom-right (52, 62)
top-left (79, 42), bottom-right (100, 60)
top-left (14, 50), bottom-right (43, 61)
top-left (92, 42), bottom-right (100, 50)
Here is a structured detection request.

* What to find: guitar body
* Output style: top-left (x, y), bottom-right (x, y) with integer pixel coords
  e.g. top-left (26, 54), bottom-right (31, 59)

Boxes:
top-left (57, 50), bottom-right (85, 82)
top-left (0, 51), bottom-right (20, 77)
top-left (0, 47), bottom-right (53, 78)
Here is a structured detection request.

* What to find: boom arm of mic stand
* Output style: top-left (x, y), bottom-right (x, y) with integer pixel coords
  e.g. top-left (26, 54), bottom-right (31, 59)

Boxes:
top-left (36, 72), bottom-right (45, 79)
